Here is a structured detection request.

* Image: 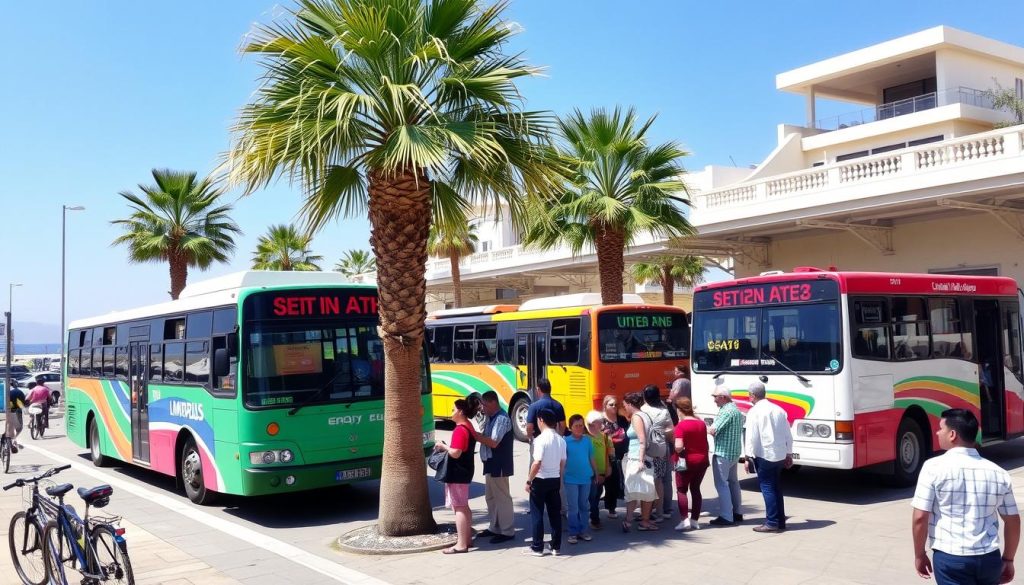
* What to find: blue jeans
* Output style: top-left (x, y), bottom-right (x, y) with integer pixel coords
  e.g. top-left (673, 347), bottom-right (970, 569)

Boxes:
top-left (932, 550), bottom-right (1002, 585)
top-left (754, 457), bottom-right (786, 528)
top-left (529, 477), bottom-right (562, 552)
top-left (589, 481), bottom-right (601, 522)
top-left (565, 482), bottom-right (590, 536)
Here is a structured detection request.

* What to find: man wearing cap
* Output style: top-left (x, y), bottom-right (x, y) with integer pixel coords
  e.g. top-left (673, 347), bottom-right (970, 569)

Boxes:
top-left (708, 385), bottom-right (744, 526)
top-left (744, 381), bottom-right (793, 533)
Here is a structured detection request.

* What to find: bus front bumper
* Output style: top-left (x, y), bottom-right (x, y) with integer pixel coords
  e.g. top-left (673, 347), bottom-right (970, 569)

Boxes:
top-left (791, 441), bottom-right (855, 470)
top-left (240, 448), bottom-right (435, 495)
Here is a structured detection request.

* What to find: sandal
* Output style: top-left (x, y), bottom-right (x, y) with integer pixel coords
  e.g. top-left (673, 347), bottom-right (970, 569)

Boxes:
top-left (621, 521), bottom-right (631, 533)
top-left (442, 547), bottom-right (469, 554)
top-left (637, 523), bottom-right (660, 531)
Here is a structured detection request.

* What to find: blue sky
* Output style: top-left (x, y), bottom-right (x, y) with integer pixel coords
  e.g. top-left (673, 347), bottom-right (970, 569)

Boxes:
top-left (2, 1), bottom-right (1022, 341)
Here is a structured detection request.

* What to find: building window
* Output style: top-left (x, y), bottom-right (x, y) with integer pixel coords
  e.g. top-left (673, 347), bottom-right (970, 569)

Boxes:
top-left (907, 135), bottom-right (943, 147)
top-left (496, 288), bottom-right (518, 300)
top-left (836, 150), bottom-right (869, 162)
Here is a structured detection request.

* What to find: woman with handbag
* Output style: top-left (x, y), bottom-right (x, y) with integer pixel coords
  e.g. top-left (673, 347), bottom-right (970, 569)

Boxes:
top-left (433, 396), bottom-right (481, 553)
top-left (672, 397), bottom-right (709, 531)
top-left (620, 392), bottom-right (658, 532)
top-left (600, 395), bottom-right (629, 519)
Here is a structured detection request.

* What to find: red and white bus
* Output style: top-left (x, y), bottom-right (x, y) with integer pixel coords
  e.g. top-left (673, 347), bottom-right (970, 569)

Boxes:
top-left (690, 267), bottom-right (1023, 484)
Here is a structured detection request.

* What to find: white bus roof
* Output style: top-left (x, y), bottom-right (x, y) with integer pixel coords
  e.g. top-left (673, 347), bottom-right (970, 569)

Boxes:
top-left (517, 293), bottom-right (646, 311)
top-left (68, 271), bottom-right (361, 330)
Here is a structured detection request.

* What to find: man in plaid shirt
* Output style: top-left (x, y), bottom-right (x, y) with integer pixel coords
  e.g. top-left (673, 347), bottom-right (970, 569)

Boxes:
top-left (708, 386), bottom-right (744, 525)
top-left (911, 408), bottom-right (1020, 585)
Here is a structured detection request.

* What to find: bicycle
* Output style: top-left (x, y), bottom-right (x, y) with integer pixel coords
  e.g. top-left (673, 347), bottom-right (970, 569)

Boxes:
top-left (27, 404), bottom-right (45, 440)
top-left (42, 479), bottom-right (134, 585)
top-left (4, 464), bottom-right (71, 585)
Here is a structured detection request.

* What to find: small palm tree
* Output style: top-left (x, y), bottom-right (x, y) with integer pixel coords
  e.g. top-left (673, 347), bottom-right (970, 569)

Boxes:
top-left (334, 249), bottom-right (376, 277)
top-left (428, 222), bottom-right (478, 308)
top-left (228, 0), bottom-right (560, 536)
top-left (112, 169), bottom-right (240, 299)
top-left (631, 256), bottom-right (705, 306)
top-left (252, 224), bottom-right (323, 271)
top-left (525, 106), bottom-right (695, 304)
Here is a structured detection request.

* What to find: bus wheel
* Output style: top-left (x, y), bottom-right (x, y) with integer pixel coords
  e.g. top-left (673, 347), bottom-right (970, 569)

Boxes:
top-left (510, 398), bottom-right (530, 443)
top-left (893, 417), bottom-right (926, 487)
top-left (89, 418), bottom-right (110, 467)
top-left (181, 438), bottom-right (218, 505)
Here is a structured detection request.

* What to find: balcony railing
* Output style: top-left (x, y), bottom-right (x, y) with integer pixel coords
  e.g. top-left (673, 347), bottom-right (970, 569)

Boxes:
top-left (815, 87), bottom-right (994, 131)
top-left (697, 126), bottom-right (1024, 212)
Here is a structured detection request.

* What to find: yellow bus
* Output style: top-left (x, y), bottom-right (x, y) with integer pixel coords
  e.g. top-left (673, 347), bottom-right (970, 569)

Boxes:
top-left (426, 293), bottom-right (689, 441)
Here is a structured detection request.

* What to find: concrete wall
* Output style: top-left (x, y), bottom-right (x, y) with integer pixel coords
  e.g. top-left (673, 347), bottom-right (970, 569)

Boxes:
top-left (937, 48), bottom-right (1024, 97)
top-left (803, 119), bottom-right (961, 164)
top-left (735, 213), bottom-right (1024, 282)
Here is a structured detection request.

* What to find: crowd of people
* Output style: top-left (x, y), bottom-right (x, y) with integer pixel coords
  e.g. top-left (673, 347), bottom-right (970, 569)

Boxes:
top-left (431, 366), bottom-right (797, 556)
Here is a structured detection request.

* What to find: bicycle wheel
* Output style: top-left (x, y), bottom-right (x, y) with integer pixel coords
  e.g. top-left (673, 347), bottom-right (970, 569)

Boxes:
top-left (90, 524), bottom-right (134, 585)
top-left (8, 511), bottom-right (48, 585)
top-left (29, 417), bottom-right (39, 441)
top-left (1, 438), bottom-right (10, 473)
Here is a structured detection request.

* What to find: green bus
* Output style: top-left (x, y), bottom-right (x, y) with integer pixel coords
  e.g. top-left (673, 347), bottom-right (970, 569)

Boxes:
top-left (65, 272), bottom-right (433, 504)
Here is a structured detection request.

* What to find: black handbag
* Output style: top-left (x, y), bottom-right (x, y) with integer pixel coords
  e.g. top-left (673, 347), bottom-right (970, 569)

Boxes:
top-left (428, 450), bottom-right (450, 482)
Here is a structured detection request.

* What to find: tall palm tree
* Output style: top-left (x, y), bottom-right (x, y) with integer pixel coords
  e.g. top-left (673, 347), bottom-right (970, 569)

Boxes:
top-left (428, 221), bottom-right (478, 308)
top-left (252, 224), bottom-right (323, 271)
top-left (227, 0), bottom-right (560, 536)
top-left (112, 169), bottom-right (240, 299)
top-left (334, 249), bottom-right (376, 277)
top-left (524, 106), bottom-right (694, 304)
top-left (631, 255), bottom-right (705, 306)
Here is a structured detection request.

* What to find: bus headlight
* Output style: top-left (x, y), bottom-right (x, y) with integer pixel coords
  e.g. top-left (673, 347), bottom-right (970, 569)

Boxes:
top-left (261, 451), bottom-right (277, 464)
top-left (798, 423), bottom-right (816, 438)
top-left (279, 449), bottom-right (294, 463)
top-left (249, 450), bottom-right (294, 465)
top-left (815, 424), bottom-right (832, 438)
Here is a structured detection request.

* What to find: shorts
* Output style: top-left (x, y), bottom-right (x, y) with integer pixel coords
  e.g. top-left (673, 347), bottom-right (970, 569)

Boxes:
top-left (445, 482), bottom-right (470, 509)
top-left (652, 456), bottom-right (669, 480)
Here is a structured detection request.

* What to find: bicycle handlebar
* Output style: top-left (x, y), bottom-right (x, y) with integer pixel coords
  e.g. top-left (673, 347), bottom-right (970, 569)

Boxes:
top-left (2, 464), bottom-right (71, 491)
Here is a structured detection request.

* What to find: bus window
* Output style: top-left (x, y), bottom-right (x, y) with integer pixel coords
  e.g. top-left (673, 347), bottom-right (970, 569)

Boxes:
top-left (165, 342), bottom-right (185, 383)
top-left (212, 308), bottom-right (237, 334)
top-left (69, 350), bottom-right (81, 376)
top-left (185, 341), bottom-right (209, 384)
top-left (164, 318), bottom-right (186, 340)
top-left (453, 325), bottom-right (474, 363)
top-left (150, 345), bottom-right (164, 382)
top-left (115, 346), bottom-right (129, 379)
top-left (550, 318), bottom-right (581, 364)
top-left (597, 312), bottom-right (689, 362)
top-left (91, 348), bottom-right (103, 377)
top-left (762, 305), bottom-right (840, 371)
top-left (1003, 303), bottom-right (1023, 383)
top-left (892, 298), bottom-right (930, 360)
top-left (474, 325), bottom-right (498, 363)
top-left (929, 298), bottom-right (964, 358)
top-left (80, 348), bottom-right (92, 377)
top-left (853, 299), bottom-right (890, 360)
top-left (102, 347), bottom-right (116, 377)
top-left (432, 326), bottom-right (453, 363)
top-left (187, 311), bottom-right (213, 340)
top-left (103, 327), bottom-right (116, 345)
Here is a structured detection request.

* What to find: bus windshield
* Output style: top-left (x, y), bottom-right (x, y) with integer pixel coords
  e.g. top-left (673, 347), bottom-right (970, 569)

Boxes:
top-left (244, 320), bottom-right (384, 408)
top-left (691, 283), bottom-right (842, 374)
top-left (597, 311), bottom-right (689, 362)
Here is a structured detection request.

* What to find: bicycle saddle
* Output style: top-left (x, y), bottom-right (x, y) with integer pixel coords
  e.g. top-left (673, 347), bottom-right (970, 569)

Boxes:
top-left (77, 485), bottom-right (113, 507)
top-left (45, 483), bottom-right (73, 498)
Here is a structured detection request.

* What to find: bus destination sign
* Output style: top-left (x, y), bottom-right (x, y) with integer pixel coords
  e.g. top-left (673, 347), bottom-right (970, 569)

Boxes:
top-left (695, 280), bottom-right (838, 310)
top-left (245, 289), bottom-right (379, 320)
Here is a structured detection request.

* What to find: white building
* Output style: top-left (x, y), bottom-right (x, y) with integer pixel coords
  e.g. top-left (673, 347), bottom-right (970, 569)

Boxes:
top-left (690, 26), bottom-right (1024, 279)
top-left (365, 26), bottom-right (1024, 310)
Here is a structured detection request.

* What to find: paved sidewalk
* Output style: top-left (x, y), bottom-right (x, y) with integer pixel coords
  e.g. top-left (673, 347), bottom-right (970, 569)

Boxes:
top-left (0, 442), bottom-right (243, 585)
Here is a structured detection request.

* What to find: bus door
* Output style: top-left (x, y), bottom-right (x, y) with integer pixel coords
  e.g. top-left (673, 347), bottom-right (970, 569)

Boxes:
top-left (517, 331), bottom-right (548, 398)
top-left (129, 342), bottom-right (151, 463)
top-left (974, 300), bottom-right (1005, 439)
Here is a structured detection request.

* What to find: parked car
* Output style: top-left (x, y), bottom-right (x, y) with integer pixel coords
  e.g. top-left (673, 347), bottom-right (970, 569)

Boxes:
top-left (15, 371), bottom-right (62, 406)
top-left (0, 364), bottom-right (31, 379)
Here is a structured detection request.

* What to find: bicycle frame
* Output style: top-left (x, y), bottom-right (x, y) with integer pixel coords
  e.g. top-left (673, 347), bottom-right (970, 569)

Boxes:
top-left (51, 503), bottom-right (102, 581)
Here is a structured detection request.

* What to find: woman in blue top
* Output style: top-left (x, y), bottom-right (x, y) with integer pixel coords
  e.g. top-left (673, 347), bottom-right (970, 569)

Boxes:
top-left (564, 414), bottom-right (597, 544)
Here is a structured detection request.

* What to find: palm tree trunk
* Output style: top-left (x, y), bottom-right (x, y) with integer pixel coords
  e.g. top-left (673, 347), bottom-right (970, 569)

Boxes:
top-left (449, 252), bottom-right (463, 308)
top-left (367, 168), bottom-right (436, 537)
top-left (662, 264), bottom-right (674, 306)
top-left (594, 224), bottom-right (626, 305)
top-left (169, 252), bottom-right (188, 300)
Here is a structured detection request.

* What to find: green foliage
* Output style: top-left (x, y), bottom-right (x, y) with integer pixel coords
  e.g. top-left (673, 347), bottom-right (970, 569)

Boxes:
top-left (334, 249), bottom-right (376, 276)
top-left (227, 0), bottom-right (564, 232)
top-left (631, 256), bottom-right (705, 288)
top-left (251, 224), bottom-right (324, 271)
top-left (523, 106), bottom-right (694, 254)
top-left (111, 169), bottom-right (241, 269)
top-left (985, 82), bottom-right (1024, 128)
top-left (427, 220), bottom-right (478, 259)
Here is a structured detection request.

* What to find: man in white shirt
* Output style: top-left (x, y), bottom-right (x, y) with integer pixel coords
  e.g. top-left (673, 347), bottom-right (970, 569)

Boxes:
top-left (525, 409), bottom-right (567, 557)
top-left (743, 381), bottom-right (793, 533)
top-left (911, 408), bottom-right (1019, 585)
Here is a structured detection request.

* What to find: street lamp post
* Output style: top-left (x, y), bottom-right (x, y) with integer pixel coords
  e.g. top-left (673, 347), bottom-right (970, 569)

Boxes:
top-left (5, 283), bottom-right (22, 411)
top-left (61, 205), bottom-right (85, 361)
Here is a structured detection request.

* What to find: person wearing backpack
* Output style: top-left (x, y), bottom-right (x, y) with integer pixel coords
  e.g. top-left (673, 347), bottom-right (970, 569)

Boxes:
top-left (641, 384), bottom-right (673, 522)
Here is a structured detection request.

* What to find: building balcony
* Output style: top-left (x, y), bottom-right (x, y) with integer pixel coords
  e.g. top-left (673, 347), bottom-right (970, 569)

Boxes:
top-left (694, 125), bottom-right (1024, 228)
top-left (814, 87), bottom-right (993, 131)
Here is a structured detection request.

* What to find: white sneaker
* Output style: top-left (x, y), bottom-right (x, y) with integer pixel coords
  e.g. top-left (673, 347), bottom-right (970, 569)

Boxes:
top-left (690, 519), bottom-right (700, 530)
top-left (674, 520), bottom-right (688, 531)
top-left (550, 547), bottom-right (562, 557)
top-left (524, 546), bottom-right (548, 557)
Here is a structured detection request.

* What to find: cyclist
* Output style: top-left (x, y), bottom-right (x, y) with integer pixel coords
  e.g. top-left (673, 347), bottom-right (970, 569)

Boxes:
top-left (5, 380), bottom-right (26, 452)
top-left (26, 380), bottom-right (50, 433)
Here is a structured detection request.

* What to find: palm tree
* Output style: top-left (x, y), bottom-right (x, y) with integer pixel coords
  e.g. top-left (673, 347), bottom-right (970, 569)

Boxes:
top-left (112, 169), bottom-right (240, 299)
top-left (252, 224), bottom-right (323, 271)
top-left (631, 256), bottom-right (705, 306)
top-left (524, 106), bottom-right (695, 304)
top-left (428, 221), bottom-right (478, 308)
top-left (227, 0), bottom-right (560, 536)
top-left (334, 249), bottom-right (376, 277)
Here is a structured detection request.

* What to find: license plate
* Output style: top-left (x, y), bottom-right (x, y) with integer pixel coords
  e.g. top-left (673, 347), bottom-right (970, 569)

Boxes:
top-left (337, 467), bottom-right (371, 481)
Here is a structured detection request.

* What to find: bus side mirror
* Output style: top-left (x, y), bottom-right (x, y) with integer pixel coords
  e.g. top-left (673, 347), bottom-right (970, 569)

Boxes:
top-left (227, 332), bottom-right (239, 358)
top-left (214, 348), bottom-right (230, 378)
